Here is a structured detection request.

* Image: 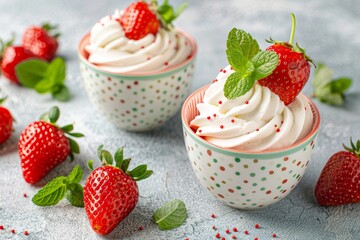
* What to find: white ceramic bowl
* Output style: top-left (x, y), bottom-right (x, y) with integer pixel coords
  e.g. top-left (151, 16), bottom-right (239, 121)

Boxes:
top-left (181, 85), bottom-right (321, 209)
top-left (78, 30), bottom-right (197, 131)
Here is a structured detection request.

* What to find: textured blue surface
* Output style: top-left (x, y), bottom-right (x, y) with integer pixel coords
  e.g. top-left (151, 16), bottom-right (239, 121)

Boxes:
top-left (0, 0), bottom-right (359, 239)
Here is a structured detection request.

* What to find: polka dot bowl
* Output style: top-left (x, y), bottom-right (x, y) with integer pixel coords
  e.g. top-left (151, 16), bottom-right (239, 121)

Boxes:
top-left (181, 85), bottom-right (321, 209)
top-left (78, 31), bottom-right (197, 131)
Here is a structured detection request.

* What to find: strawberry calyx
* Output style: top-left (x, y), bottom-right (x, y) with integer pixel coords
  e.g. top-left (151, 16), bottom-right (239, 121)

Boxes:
top-left (40, 106), bottom-right (84, 161)
top-left (343, 138), bottom-right (360, 158)
top-left (88, 145), bottom-right (153, 181)
top-left (0, 97), bottom-right (7, 105)
top-left (151, 0), bottom-right (188, 30)
top-left (41, 23), bottom-right (61, 39)
top-left (266, 13), bottom-right (315, 67)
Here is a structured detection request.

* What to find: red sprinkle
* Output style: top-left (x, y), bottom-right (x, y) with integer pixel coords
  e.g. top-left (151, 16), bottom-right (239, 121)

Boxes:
top-left (0, 226), bottom-right (3, 230)
top-left (211, 213), bottom-right (216, 218)
top-left (11, 229), bottom-right (15, 234)
top-left (218, 101), bottom-right (223, 104)
top-left (213, 114), bottom-right (217, 117)
top-left (276, 128), bottom-right (281, 132)
top-left (223, 70), bottom-right (227, 73)
top-left (245, 100), bottom-right (249, 104)
top-left (230, 67), bottom-right (233, 70)
top-left (256, 128), bottom-right (259, 131)
top-left (198, 130), bottom-right (202, 133)
top-left (215, 233), bottom-right (221, 238)
top-left (207, 116), bottom-right (211, 120)
top-left (139, 226), bottom-right (144, 231)
top-left (221, 238), bottom-right (226, 240)
top-left (225, 229), bottom-right (230, 234)
top-left (255, 224), bottom-right (260, 229)
top-left (231, 119), bottom-right (235, 123)
top-left (185, 238), bottom-right (189, 240)
top-left (23, 193), bottom-right (27, 197)
top-left (220, 69), bottom-right (223, 72)
top-left (212, 225), bottom-right (216, 230)
top-left (272, 233), bottom-right (277, 238)
top-left (232, 236), bottom-right (237, 239)
top-left (245, 230), bottom-right (249, 235)
top-left (233, 228), bottom-right (238, 232)
top-left (213, 79), bottom-right (218, 83)
top-left (220, 125), bottom-right (224, 129)
top-left (24, 231), bottom-right (29, 236)
top-left (164, 62), bottom-right (169, 66)
top-left (254, 238), bottom-right (259, 240)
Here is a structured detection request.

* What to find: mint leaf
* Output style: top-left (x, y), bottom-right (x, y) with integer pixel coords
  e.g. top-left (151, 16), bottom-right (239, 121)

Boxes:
top-left (67, 165), bottom-right (83, 183)
top-left (65, 183), bottom-right (84, 207)
top-left (312, 63), bottom-right (352, 106)
top-left (251, 50), bottom-right (279, 80)
top-left (52, 85), bottom-right (71, 102)
top-left (153, 199), bottom-right (187, 230)
top-left (157, 0), bottom-right (188, 27)
top-left (35, 78), bottom-right (56, 93)
top-left (226, 28), bottom-right (260, 62)
top-left (330, 77), bottom-right (352, 93)
top-left (226, 49), bottom-right (247, 73)
top-left (16, 59), bottom-right (49, 88)
top-left (48, 106), bottom-right (60, 124)
top-left (224, 72), bottom-right (255, 99)
top-left (46, 57), bottom-right (66, 84)
top-left (32, 177), bottom-right (67, 206)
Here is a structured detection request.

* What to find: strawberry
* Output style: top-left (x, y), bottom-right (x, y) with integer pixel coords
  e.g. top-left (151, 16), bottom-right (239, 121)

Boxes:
top-left (120, 1), bottom-right (159, 40)
top-left (258, 13), bottom-right (315, 105)
top-left (19, 106), bottom-right (84, 184)
top-left (0, 98), bottom-right (13, 144)
top-left (315, 138), bottom-right (360, 206)
top-left (1, 36), bottom-right (35, 84)
top-left (84, 146), bottom-right (153, 235)
top-left (22, 23), bottom-right (60, 61)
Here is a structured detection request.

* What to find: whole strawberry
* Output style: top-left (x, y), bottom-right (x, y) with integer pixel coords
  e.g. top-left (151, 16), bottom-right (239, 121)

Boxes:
top-left (120, 1), bottom-right (159, 40)
top-left (1, 36), bottom-right (35, 84)
top-left (258, 13), bottom-right (314, 105)
top-left (0, 98), bottom-right (13, 144)
top-left (19, 106), bottom-right (84, 184)
top-left (22, 23), bottom-right (60, 61)
top-left (84, 146), bottom-right (153, 235)
top-left (315, 138), bottom-right (360, 206)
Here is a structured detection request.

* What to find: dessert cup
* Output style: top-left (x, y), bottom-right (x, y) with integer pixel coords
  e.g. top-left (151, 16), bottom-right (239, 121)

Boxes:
top-left (78, 30), bottom-right (197, 131)
top-left (181, 85), bottom-right (321, 209)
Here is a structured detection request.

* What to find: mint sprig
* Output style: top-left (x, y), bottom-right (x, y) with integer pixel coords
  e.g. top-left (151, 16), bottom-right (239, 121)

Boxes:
top-left (224, 28), bottom-right (279, 99)
top-left (312, 63), bottom-right (352, 106)
top-left (152, 199), bottom-right (187, 230)
top-left (41, 106), bottom-right (84, 161)
top-left (88, 145), bottom-right (153, 181)
top-left (152, 0), bottom-right (188, 29)
top-left (16, 57), bottom-right (71, 102)
top-left (32, 165), bottom-right (84, 207)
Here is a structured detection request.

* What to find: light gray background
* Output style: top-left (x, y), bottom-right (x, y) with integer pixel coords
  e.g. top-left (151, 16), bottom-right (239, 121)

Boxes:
top-left (0, 0), bottom-right (359, 239)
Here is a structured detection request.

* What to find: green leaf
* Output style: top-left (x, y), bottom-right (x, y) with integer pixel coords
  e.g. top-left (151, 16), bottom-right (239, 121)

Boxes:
top-left (226, 48), bottom-right (247, 73)
top-left (32, 177), bottom-right (67, 206)
top-left (319, 93), bottom-right (344, 106)
top-left (129, 165), bottom-right (147, 178)
top-left (136, 170), bottom-right (153, 181)
top-left (174, 2), bottom-right (188, 18)
top-left (224, 72), bottom-right (255, 99)
top-left (65, 183), bottom-right (84, 208)
top-left (97, 145), bottom-right (104, 160)
top-left (114, 147), bottom-right (124, 168)
top-left (61, 124), bottom-right (74, 132)
top-left (101, 150), bottom-right (113, 165)
top-left (67, 132), bottom-right (85, 138)
top-left (68, 138), bottom-right (80, 154)
top-left (226, 28), bottom-right (260, 62)
top-left (153, 199), bottom-right (187, 230)
top-left (67, 165), bottom-right (83, 183)
top-left (330, 77), bottom-right (352, 93)
top-left (46, 57), bottom-right (66, 84)
top-left (251, 50), bottom-right (279, 80)
top-left (16, 59), bottom-right (49, 88)
top-left (48, 106), bottom-right (60, 124)
top-left (121, 158), bottom-right (131, 173)
top-left (313, 63), bottom-right (333, 90)
top-left (34, 78), bottom-right (56, 93)
top-left (52, 85), bottom-right (71, 102)
top-left (87, 160), bottom-right (94, 171)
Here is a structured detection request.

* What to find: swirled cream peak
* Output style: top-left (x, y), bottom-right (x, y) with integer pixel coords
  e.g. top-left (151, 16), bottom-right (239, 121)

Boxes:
top-left (190, 65), bottom-right (313, 152)
top-left (85, 10), bottom-right (192, 73)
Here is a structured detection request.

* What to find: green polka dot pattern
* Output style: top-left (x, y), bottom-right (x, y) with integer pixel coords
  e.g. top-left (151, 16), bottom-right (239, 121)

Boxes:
top-left (183, 127), bottom-right (318, 209)
top-left (79, 62), bottom-right (195, 131)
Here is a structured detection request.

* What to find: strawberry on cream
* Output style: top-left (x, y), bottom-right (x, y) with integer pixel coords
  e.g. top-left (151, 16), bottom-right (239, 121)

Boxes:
top-left (85, 10), bottom-right (192, 73)
top-left (190, 65), bottom-right (313, 152)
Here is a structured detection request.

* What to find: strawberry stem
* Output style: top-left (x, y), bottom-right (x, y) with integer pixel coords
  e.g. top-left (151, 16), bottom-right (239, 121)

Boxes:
top-left (343, 137), bottom-right (360, 157)
top-left (289, 13), bottom-right (296, 45)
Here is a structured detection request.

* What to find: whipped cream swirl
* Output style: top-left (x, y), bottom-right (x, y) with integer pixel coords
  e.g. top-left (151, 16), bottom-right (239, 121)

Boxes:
top-left (85, 10), bottom-right (193, 73)
top-left (190, 65), bottom-right (313, 152)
